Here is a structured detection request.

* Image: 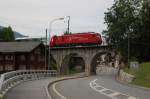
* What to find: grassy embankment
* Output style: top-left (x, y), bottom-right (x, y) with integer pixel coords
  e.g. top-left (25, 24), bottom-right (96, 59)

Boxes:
top-left (69, 69), bottom-right (83, 74)
top-left (124, 62), bottom-right (150, 88)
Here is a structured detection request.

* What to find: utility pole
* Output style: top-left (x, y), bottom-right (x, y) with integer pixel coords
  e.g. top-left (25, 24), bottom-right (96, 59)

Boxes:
top-left (45, 29), bottom-right (47, 70)
top-left (128, 32), bottom-right (130, 67)
top-left (48, 17), bottom-right (64, 70)
top-left (67, 16), bottom-right (70, 34)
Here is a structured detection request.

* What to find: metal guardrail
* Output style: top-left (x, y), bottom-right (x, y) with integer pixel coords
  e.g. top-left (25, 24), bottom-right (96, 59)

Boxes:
top-left (0, 70), bottom-right (57, 95)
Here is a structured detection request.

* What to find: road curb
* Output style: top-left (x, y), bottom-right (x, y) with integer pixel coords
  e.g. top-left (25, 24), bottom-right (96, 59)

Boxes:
top-left (46, 74), bottom-right (88, 99)
top-left (116, 76), bottom-right (150, 92)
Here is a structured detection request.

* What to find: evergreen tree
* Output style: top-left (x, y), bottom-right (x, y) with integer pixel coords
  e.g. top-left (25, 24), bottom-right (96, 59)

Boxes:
top-left (0, 26), bottom-right (14, 41)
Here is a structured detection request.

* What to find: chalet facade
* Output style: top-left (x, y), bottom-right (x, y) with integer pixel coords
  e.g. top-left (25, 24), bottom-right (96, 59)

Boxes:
top-left (0, 41), bottom-right (47, 73)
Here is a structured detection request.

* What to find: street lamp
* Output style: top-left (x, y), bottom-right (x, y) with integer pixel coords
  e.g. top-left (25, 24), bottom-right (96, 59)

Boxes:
top-left (48, 17), bottom-right (64, 70)
top-left (67, 16), bottom-right (70, 34)
top-left (128, 32), bottom-right (130, 66)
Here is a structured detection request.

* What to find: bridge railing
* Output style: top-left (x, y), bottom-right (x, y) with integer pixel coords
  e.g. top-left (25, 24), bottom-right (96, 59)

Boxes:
top-left (0, 70), bottom-right (57, 94)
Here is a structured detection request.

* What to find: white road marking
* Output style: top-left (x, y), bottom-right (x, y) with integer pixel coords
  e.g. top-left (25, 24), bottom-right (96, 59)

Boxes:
top-left (89, 79), bottom-right (116, 99)
top-left (109, 92), bottom-right (120, 97)
top-left (89, 79), bottom-right (139, 99)
top-left (52, 82), bottom-right (67, 99)
top-left (99, 88), bottom-right (108, 92)
top-left (127, 96), bottom-right (138, 99)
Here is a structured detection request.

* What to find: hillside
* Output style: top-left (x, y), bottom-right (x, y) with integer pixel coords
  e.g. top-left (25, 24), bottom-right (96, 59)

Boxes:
top-left (14, 31), bottom-right (27, 38)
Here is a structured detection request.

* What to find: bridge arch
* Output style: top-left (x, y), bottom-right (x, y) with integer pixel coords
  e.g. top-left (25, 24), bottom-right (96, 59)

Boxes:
top-left (60, 53), bottom-right (85, 75)
top-left (50, 46), bottom-right (117, 75)
top-left (90, 51), bottom-right (112, 75)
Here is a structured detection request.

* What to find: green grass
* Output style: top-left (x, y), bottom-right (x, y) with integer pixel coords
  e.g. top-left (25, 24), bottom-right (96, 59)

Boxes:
top-left (124, 62), bottom-right (150, 88)
top-left (69, 69), bottom-right (83, 75)
top-left (123, 67), bottom-right (136, 75)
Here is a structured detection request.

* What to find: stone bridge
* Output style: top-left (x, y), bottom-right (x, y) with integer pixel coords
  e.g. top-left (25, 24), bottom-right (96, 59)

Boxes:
top-left (51, 45), bottom-right (117, 75)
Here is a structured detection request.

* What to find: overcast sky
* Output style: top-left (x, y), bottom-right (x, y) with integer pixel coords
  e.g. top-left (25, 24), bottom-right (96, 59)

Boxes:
top-left (0, 0), bottom-right (113, 37)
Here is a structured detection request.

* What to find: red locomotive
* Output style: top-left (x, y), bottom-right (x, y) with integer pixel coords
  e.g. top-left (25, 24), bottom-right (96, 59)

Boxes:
top-left (50, 32), bottom-right (102, 47)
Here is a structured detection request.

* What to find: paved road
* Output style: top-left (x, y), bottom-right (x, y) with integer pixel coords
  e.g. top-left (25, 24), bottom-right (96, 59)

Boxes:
top-left (4, 78), bottom-right (57, 99)
top-left (50, 75), bottom-right (150, 99)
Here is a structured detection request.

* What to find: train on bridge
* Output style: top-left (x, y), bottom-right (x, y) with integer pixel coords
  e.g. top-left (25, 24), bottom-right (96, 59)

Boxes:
top-left (50, 32), bottom-right (102, 47)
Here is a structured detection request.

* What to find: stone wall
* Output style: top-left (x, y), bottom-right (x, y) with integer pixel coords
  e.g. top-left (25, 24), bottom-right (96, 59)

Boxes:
top-left (96, 66), bottom-right (118, 76)
top-left (119, 70), bottom-right (135, 83)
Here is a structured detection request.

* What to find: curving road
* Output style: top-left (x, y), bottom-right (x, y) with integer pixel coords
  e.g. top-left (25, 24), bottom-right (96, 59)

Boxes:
top-left (50, 75), bottom-right (150, 99)
top-left (4, 78), bottom-right (57, 99)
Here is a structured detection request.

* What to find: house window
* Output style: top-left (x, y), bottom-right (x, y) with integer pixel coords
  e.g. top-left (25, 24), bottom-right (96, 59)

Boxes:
top-left (30, 65), bottom-right (35, 69)
top-left (5, 55), bottom-right (13, 60)
top-left (35, 49), bottom-right (40, 54)
top-left (0, 65), bottom-right (3, 71)
top-left (5, 64), bottom-right (13, 71)
top-left (19, 65), bottom-right (26, 70)
top-left (20, 55), bottom-right (25, 61)
top-left (0, 55), bottom-right (3, 60)
top-left (31, 54), bottom-right (34, 61)
top-left (38, 55), bottom-right (45, 62)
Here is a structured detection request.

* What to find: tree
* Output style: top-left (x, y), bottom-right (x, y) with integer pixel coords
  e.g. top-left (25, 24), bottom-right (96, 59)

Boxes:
top-left (63, 30), bottom-right (72, 35)
top-left (0, 26), bottom-right (15, 41)
top-left (136, 0), bottom-right (150, 61)
top-left (103, 0), bottom-right (144, 62)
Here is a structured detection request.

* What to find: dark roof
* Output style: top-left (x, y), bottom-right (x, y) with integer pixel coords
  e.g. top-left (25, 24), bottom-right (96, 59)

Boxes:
top-left (0, 41), bottom-right (42, 53)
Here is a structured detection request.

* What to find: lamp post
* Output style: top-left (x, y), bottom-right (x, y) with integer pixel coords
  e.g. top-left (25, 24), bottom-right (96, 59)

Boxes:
top-left (128, 32), bottom-right (130, 66)
top-left (48, 17), bottom-right (64, 70)
top-left (67, 16), bottom-right (70, 34)
top-left (45, 29), bottom-right (47, 70)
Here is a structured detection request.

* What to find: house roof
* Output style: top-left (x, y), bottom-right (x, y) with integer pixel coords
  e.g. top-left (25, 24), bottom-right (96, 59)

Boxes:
top-left (0, 41), bottom-right (42, 53)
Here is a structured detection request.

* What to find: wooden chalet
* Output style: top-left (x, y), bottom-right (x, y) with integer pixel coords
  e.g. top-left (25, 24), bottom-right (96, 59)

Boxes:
top-left (0, 41), bottom-right (47, 73)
